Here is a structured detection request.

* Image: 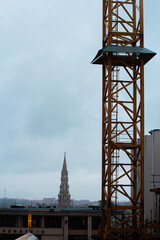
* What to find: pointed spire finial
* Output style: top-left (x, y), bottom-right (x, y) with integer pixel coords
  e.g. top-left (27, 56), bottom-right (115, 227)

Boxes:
top-left (62, 152), bottom-right (67, 172)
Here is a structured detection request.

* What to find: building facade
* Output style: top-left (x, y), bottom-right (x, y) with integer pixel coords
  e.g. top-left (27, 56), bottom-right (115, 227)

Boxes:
top-left (58, 153), bottom-right (71, 208)
top-left (0, 207), bottom-right (101, 240)
top-left (144, 129), bottom-right (160, 223)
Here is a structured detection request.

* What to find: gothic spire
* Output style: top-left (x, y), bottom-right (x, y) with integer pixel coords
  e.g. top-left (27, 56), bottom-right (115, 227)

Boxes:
top-left (58, 152), bottom-right (71, 208)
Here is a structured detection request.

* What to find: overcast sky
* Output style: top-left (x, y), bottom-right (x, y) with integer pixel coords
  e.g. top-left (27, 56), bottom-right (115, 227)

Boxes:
top-left (0, 0), bottom-right (159, 201)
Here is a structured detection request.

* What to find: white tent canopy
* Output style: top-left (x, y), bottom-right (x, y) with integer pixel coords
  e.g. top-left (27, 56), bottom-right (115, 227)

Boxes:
top-left (15, 232), bottom-right (39, 240)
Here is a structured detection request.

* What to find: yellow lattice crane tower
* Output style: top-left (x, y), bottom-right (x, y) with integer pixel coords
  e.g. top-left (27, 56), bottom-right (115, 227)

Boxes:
top-left (92, 0), bottom-right (156, 239)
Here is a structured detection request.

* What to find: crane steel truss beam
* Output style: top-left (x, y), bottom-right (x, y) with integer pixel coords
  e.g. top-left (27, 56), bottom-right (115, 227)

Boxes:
top-left (92, 0), bottom-right (156, 239)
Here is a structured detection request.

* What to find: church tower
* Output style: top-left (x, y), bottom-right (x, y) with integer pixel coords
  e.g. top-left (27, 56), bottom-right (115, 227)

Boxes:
top-left (58, 152), bottom-right (71, 208)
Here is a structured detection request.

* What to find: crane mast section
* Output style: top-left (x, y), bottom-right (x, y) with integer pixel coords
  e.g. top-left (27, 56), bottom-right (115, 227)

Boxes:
top-left (103, 0), bottom-right (143, 48)
top-left (102, 1), bottom-right (144, 239)
top-left (92, 0), bottom-right (156, 239)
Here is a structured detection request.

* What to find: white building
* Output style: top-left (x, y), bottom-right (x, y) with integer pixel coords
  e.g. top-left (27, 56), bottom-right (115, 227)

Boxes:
top-left (144, 129), bottom-right (160, 222)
